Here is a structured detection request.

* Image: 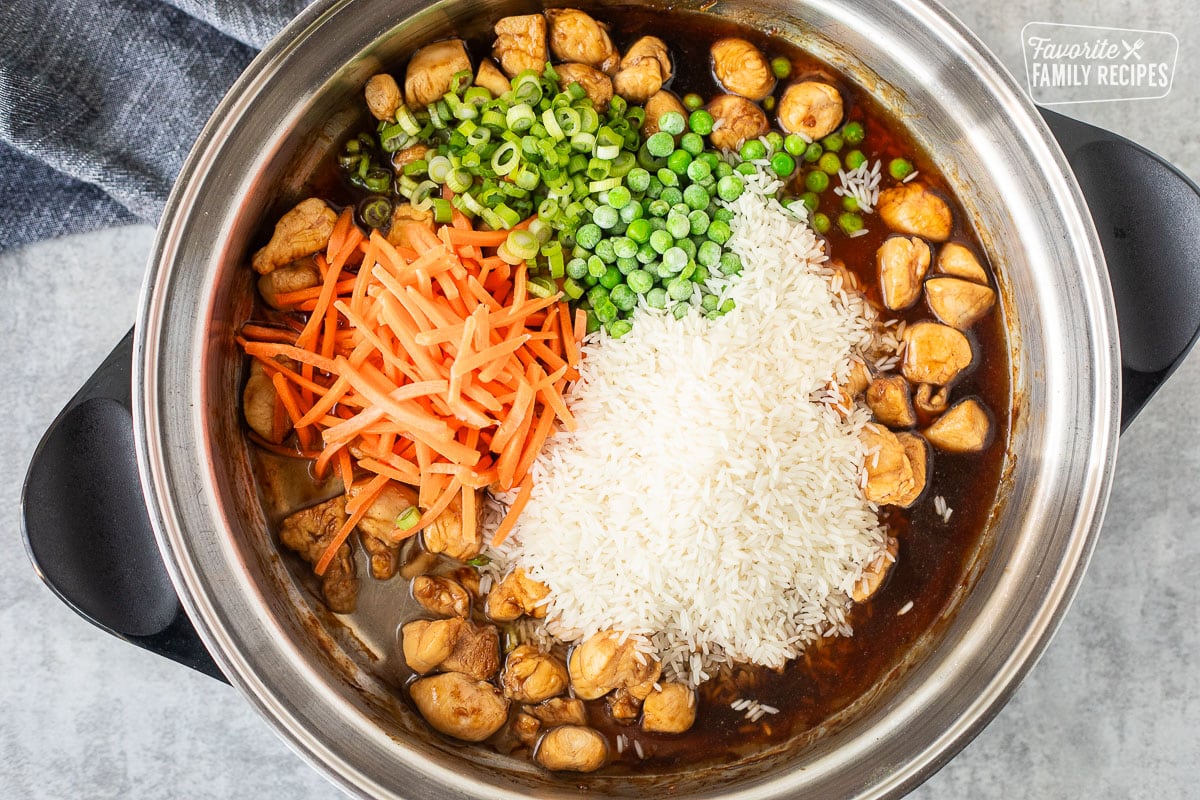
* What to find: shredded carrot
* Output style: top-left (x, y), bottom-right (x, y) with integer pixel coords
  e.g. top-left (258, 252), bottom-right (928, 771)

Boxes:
top-left (238, 210), bottom-right (580, 570)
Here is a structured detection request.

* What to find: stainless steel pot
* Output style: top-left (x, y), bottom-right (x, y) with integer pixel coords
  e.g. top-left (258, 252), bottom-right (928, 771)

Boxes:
top-left (22, 0), bottom-right (1200, 797)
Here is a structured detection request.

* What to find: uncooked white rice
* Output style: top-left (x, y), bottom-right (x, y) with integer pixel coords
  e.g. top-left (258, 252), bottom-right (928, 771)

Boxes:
top-left (484, 169), bottom-right (892, 687)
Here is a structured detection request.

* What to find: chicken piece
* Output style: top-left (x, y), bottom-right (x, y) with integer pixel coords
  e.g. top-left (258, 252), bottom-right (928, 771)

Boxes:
top-left (924, 397), bottom-right (992, 452)
top-left (641, 90), bottom-right (687, 137)
top-left (409, 671), bottom-right (509, 742)
top-left (405, 39), bottom-right (471, 107)
top-left (446, 565), bottom-right (482, 601)
top-left (852, 535), bottom-right (899, 602)
top-left (485, 568), bottom-right (551, 621)
top-left (641, 683), bottom-right (697, 734)
top-left (401, 617), bottom-right (500, 680)
top-left (412, 574), bottom-right (472, 617)
top-left (545, 8), bottom-right (618, 73)
top-left (901, 321), bottom-right (973, 386)
top-left (351, 482), bottom-right (418, 579)
top-left (612, 36), bottom-right (671, 104)
top-left (896, 432), bottom-right (929, 506)
top-left (391, 142), bottom-right (429, 172)
top-left (493, 14), bottom-right (548, 79)
top-left (278, 496), bottom-right (359, 613)
top-left (535, 725), bottom-right (608, 772)
top-left (867, 374), bottom-right (917, 428)
top-left (528, 697), bottom-right (588, 727)
top-left (877, 235), bottom-right (931, 311)
top-left (475, 58), bottom-right (512, 98)
top-left (706, 94), bottom-right (770, 151)
top-left (777, 81), bottom-right (843, 141)
top-left (877, 183), bottom-right (953, 242)
top-left (386, 203), bottom-right (434, 249)
top-left (925, 277), bottom-right (996, 330)
top-left (606, 688), bottom-right (641, 722)
top-left (243, 359), bottom-right (283, 442)
top-left (259, 258), bottom-right (320, 311)
top-left (914, 383), bottom-right (950, 416)
top-left (936, 242), bottom-right (989, 283)
top-left (251, 198), bottom-right (338, 275)
top-left (554, 63), bottom-right (612, 111)
top-left (861, 424), bottom-right (921, 507)
top-left (398, 545), bottom-right (441, 580)
top-left (567, 630), bottom-right (662, 701)
top-left (423, 488), bottom-right (481, 561)
top-left (830, 358), bottom-right (871, 419)
top-left (513, 712), bottom-right (541, 747)
top-left (501, 645), bottom-right (570, 703)
top-left (710, 38), bottom-right (775, 101)
top-left (365, 73), bottom-right (402, 121)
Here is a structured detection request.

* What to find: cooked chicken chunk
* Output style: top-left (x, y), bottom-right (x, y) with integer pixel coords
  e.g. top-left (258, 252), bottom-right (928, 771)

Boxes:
top-left (493, 14), bottom-right (549, 78)
top-left (861, 424), bottom-right (925, 507)
top-left (567, 630), bottom-right (661, 701)
top-left (485, 568), bottom-right (551, 621)
top-left (423, 488), bottom-right (481, 560)
top-left (925, 277), bottom-right (996, 330)
top-left (710, 38), bottom-right (775, 101)
top-left (251, 198), bottom-right (338, 275)
top-left (706, 94), bottom-right (770, 151)
top-left (243, 359), bottom-right (283, 442)
top-left (513, 712), bottom-right (541, 747)
top-left (554, 63), bottom-right (612, 111)
top-left (877, 235), bottom-right (931, 311)
top-left (641, 682), bottom-right (697, 734)
top-left (777, 81), bottom-right (843, 140)
top-left (535, 725), bottom-right (608, 772)
top-left (877, 183), bottom-right (953, 242)
top-left (830, 358), bottom-right (871, 419)
top-left (391, 142), bottom-right (429, 172)
top-left (901, 321), bottom-right (973, 386)
top-left (545, 8), bottom-right (618, 73)
top-left (351, 482), bottom-right (418, 579)
top-left (606, 688), bottom-right (641, 722)
top-left (405, 39), bottom-right (471, 107)
top-left (278, 496), bottom-right (359, 613)
top-left (409, 672), bottom-right (509, 742)
top-left (446, 565), bottom-right (482, 600)
top-left (897, 432), bottom-right (929, 505)
top-left (528, 697), bottom-right (588, 727)
top-left (412, 574), bottom-right (472, 617)
top-left (387, 203), bottom-right (434, 249)
top-left (474, 58), bottom-right (512, 98)
top-left (914, 383), bottom-right (950, 416)
top-left (641, 90), bottom-right (687, 137)
top-left (501, 645), bottom-right (569, 703)
top-left (924, 397), bottom-right (992, 452)
top-left (852, 535), bottom-right (898, 602)
top-left (365, 73), bottom-right (402, 121)
top-left (398, 544), bottom-right (441, 580)
top-left (936, 242), bottom-right (989, 283)
top-left (257, 258), bottom-right (320, 310)
top-left (613, 36), bottom-right (671, 104)
top-left (867, 375), bottom-right (917, 428)
top-left (401, 617), bottom-right (500, 680)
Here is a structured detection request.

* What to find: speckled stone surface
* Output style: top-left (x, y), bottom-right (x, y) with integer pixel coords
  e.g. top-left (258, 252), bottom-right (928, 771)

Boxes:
top-left (2, 2), bottom-right (1198, 798)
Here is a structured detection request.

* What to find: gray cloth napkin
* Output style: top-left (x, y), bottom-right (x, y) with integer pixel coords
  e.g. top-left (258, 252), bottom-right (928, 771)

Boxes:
top-left (0, 0), bottom-right (312, 253)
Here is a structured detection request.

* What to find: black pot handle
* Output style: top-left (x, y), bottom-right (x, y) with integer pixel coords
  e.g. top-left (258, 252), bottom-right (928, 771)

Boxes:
top-left (21, 329), bottom-right (226, 682)
top-left (22, 115), bottom-right (1200, 680)
top-left (1040, 108), bottom-right (1200, 431)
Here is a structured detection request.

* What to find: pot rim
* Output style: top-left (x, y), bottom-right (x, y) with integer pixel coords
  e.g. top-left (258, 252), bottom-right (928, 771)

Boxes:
top-left (134, 0), bottom-right (1120, 797)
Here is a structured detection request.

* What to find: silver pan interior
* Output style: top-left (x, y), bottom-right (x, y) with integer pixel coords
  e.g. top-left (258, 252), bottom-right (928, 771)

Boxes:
top-left (134, 0), bottom-right (1119, 797)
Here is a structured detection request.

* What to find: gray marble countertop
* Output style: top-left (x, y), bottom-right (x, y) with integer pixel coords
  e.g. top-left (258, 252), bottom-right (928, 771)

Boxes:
top-left (2, 1), bottom-right (1197, 797)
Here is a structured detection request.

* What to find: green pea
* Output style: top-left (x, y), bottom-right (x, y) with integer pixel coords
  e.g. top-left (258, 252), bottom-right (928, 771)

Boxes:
top-left (613, 236), bottom-right (638, 259)
top-left (667, 149), bottom-right (693, 175)
top-left (818, 152), bottom-right (841, 175)
top-left (627, 217), bottom-right (653, 243)
top-left (607, 185), bottom-right (632, 209)
top-left (843, 121), bottom-right (865, 145)
top-left (800, 191), bottom-right (820, 213)
top-left (805, 170), bottom-right (830, 193)
top-left (683, 184), bottom-right (710, 211)
top-left (593, 204), bottom-right (619, 229)
top-left (770, 152), bottom-right (796, 178)
top-left (576, 223), bottom-right (602, 249)
top-left (697, 239), bottom-right (722, 267)
top-left (619, 201), bottom-right (643, 223)
top-left (842, 195), bottom-right (859, 213)
top-left (803, 142), bottom-right (823, 163)
top-left (811, 212), bottom-right (831, 234)
top-left (707, 219), bottom-right (732, 244)
top-left (599, 265), bottom-right (622, 288)
top-left (657, 167), bottom-right (679, 187)
top-left (607, 319), bottom-right (634, 338)
top-left (628, 269), bottom-right (655, 294)
top-left (682, 92), bottom-right (704, 111)
top-left (667, 277), bottom-right (693, 301)
top-left (646, 286), bottom-right (668, 308)
top-left (659, 111), bottom-right (686, 136)
top-left (739, 139), bottom-right (767, 162)
top-left (701, 293), bottom-right (720, 313)
top-left (587, 255), bottom-right (607, 278)
top-left (680, 132), bottom-right (705, 156)
top-left (686, 158), bottom-right (712, 183)
top-left (718, 251), bottom-right (742, 275)
top-left (647, 199), bottom-right (670, 218)
top-left (666, 212), bottom-right (691, 239)
top-left (821, 132), bottom-right (844, 152)
top-left (837, 211), bottom-right (864, 235)
top-left (784, 134), bottom-right (807, 156)
top-left (762, 95), bottom-right (775, 112)
top-left (771, 56), bottom-right (791, 79)
top-left (660, 186), bottom-right (683, 206)
top-left (626, 167), bottom-right (651, 193)
top-left (594, 239), bottom-right (617, 264)
top-left (610, 283), bottom-right (638, 311)
top-left (649, 229), bottom-right (674, 254)
top-left (566, 257), bottom-right (588, 280)
top-left (688, 109), bottom-right (715, 136)
top-left (646, 131), bottom-right (675, 157)
top-left (845, 149), bottom-right (867, 171)
top-left (889, 157), bottom-right (915, 180)
top-left (716, 174), bottom-right (744, 201)
top-left (688, 209), bottom-right (710, 236)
